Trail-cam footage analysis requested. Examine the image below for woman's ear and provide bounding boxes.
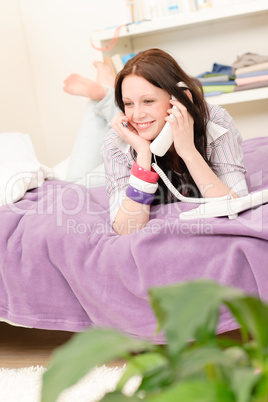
[185,89,193,102]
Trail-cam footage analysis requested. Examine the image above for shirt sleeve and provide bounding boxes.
[101,129,134,224]
[207,106,249,197]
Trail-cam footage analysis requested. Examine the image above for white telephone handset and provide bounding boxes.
[149,96,177,157]
[150,81,189,156]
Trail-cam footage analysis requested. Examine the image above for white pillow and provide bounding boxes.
[0,132,53,206]
[54,159,105,188]
[53,157,70,181]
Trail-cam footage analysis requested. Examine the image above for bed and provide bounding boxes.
[0,133,268,343]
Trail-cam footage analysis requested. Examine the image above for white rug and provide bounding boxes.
[0,365,140,402]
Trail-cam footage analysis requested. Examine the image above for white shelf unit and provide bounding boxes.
[92,0,268,107]
[94,0,268,42]
[207,87,268,106]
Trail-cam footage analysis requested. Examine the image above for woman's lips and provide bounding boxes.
[135,121,155,130]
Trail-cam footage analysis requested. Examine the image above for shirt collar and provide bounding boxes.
[112,120,228,154]
[206,121,228,144]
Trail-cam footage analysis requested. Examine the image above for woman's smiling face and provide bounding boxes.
[122,74,171,140]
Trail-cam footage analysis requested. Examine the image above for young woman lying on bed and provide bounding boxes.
[64,48,248,236]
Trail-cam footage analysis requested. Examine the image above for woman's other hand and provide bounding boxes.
[111,112,151,155]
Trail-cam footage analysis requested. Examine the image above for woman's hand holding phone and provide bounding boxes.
[111,112,151,155]
[166,97,195,161]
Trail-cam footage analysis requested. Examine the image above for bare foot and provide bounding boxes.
[94,61,116,87]
[63,74,107,101]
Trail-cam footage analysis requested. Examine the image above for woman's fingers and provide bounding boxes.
[111,113,126,128]
[111,113,129,135]
[168,100,194,127]
[111,113,139,142]
[165,100,195,159]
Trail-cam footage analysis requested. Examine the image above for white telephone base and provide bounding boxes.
[179,189,268,220]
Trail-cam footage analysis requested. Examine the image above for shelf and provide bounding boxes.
[206,87,268,106]
[93,0,268,41]
[92,1,268,109]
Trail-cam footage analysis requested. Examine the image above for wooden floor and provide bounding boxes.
[0,322,74,368]
[0,322,126,369]
[0,321,242,369]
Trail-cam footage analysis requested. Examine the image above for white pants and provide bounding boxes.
[66,87,118,185]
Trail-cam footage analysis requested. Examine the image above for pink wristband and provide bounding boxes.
[131,162,159,184]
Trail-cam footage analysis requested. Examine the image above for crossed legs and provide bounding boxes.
[63,61,115,101]
[64,61,118,184]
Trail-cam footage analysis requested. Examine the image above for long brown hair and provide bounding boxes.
[114,48,210,203]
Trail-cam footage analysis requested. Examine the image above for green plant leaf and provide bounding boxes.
[225,297,268,359]
[41,328,152,402]
[101,391,142,401]
[229,367,261,402]
[117,352,168,390]
[223,346,249,366]
[178,344,237,380]
[254,376,268,400]
[138,364,174,392]
[41,281,268,402]
[149,280,243,359]
[146,379,235,402]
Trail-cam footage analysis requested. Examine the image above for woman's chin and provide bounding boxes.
[139,129,160,141]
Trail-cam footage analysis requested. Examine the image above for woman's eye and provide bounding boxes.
[144,100,154,104]
[123,102,133,107]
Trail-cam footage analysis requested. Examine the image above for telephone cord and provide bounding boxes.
[151,160,231,204]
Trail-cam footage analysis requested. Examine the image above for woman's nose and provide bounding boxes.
[132,105,146,120]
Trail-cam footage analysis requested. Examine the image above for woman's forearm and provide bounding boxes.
[113,150,153,235]
[113,199,150,235]
[183,149,238,198]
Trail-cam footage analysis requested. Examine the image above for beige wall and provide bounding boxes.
[0,0,47,163]
[18,0,129,166]
[0,0,129,166]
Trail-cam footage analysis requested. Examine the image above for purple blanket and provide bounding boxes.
[0,137,268,342]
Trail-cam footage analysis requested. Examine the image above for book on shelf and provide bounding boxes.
[111,54,124,73]
[104,53,136,74]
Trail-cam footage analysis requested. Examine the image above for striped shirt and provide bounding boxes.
[101,103,248,223]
